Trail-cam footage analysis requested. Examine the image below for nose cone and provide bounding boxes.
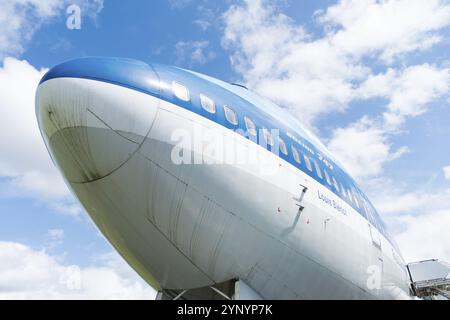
[36,57,160,183]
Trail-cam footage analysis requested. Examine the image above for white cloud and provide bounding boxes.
[327,117,409,180]
[0,1,105,60]
[43,228,65,250]
[443,166,450,180]
[222,0,450,126]
[359,64,450,129]
[48,228,64,240]
[223,0,351,125]
[328,64,449,180]
[223,1,449,181]
[74,0,105,21]
[0,0,62,59]
[193,5,215,31]
[364,178,450,262]
[0,57,80,214]
[365,177,445,216]
[193,19,211,31]
[167,0,194,9]
[0,242,156,299]
[396,209,450,263]
[375,190,436,218]
[175,40,216,66]
[318,0,450,63]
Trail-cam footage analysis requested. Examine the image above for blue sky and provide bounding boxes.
[0,0,450,299]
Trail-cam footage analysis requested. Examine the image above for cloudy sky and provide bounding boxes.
[0,0,449,299]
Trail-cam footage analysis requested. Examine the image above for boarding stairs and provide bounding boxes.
[407,259,450,300]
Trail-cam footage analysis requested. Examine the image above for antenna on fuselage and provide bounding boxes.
[230,83,248,90]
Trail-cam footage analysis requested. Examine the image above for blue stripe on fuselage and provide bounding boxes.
[39,57,399,252]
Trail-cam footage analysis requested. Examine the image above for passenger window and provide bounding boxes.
[361,197,370,216]
[304,155,313,172]
[367,206,376,226]
[292,146,301,163]
[324,170,332,186]
[352,189,361,208]
[279,137,288,155]
[244,116,257,136]
[346,188,354,204]
[332,176,340,192]
[340,182,347,198]
[262,128,274,146]
[200,94,216,113]
[314,160,323,179]
[172,82,190,101]
[224,105,238,125]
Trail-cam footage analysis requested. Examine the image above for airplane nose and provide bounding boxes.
[36,57,160,183]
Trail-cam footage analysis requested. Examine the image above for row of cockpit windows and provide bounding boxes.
[172,81,387,237]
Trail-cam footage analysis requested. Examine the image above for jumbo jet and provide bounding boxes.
[35,57,448,300]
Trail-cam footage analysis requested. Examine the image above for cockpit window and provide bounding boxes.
[172,81,190,101]
[224,105,238,125]
[200,94,216,113]
[292,146,301,163]
[279,137,288,155]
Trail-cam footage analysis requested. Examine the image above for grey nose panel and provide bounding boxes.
[36,77,159,183]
